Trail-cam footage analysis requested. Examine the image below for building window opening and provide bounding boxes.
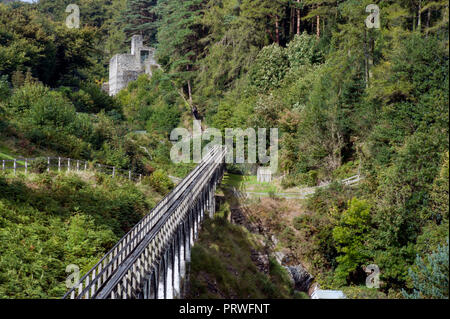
[140,50,149,64]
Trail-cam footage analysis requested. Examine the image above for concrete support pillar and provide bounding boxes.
[157,258,167,299]
[180,225,186,280]
[153,268,159,299]
[166,249,173,299]
[173,231,181,298]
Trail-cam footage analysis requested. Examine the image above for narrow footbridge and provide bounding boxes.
[63,146,227,299]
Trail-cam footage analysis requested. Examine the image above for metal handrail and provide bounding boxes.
[96,147,226,298]
[0,156,145,181]
[62,146,224,299]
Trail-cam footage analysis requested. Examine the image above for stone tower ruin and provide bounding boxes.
[108,35,159,96]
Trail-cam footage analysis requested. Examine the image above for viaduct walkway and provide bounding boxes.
[62,146,227,299]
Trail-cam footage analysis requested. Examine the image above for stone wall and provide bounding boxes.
[109,54,142,96]
[108,35,159,96]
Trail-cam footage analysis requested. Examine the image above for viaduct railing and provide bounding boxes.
[63,145,227,299]
[0,156,143,181]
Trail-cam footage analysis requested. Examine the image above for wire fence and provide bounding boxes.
[0,156,144,182]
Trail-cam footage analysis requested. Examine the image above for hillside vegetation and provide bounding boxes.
[0,0,448,298]
[0,170,164,298]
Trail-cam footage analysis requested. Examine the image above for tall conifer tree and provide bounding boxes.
[123,0,159,45]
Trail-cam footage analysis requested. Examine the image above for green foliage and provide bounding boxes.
[0,75,10,102]
[30,157,49,174]
[0,172,151,298]
[0,4,96,87]
[123,0,158,45]
[402,239,449,299]
[286,32,318,67]
[332,198,372,285]
[0,0,448,299]
[249,44,289,92]
[67,82,119,114]
[143,169,174,194]
[430,152,449,222]
[117,72,181,132]
[155,0,205,92]
[188,203,295,299]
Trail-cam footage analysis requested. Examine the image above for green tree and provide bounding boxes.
[403,239,449,299]
[332,198,372,285]
[156,0,206,104]
[249,43,289,92]
[122,0,158,45]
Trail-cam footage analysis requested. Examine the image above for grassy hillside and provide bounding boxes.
[0,170,162,298]
[186,199,306,299]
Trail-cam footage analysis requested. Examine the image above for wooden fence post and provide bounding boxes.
[47,157,50,172]
[25,158,28,174]
[68,158,71,172]
[13,159,16,175]
[128,171,131,180]
[58,157,61,172]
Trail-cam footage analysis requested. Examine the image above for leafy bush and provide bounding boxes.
[293,215,313,231]
[67,82,119,114]
[332,198,372,285]
[0,172,151,298]
[7,82,49,114]
[249,44,289,92]
[143,169,174,195]
[30,157,48,174]
[146,102,181,136]
[286,32,317,67]
[0,75,10,102]
[25,91,76,128]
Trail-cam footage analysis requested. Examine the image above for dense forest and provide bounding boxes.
[0,0,449,298]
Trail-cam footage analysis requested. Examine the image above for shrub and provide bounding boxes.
[332,198,372,285]
[293,215,313,231]
[25,91,76,128]
[146,102,181,136]
[281,175,297,189]
[143,169,174,195]
[31,157,48,174]
[7,82,49,114]
[0,75,10,102]
[286,32,317,67]
[76,82,118,114]
[249,44,289,92]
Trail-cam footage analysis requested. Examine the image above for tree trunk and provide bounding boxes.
[275,16,280,44]
[418,0,422,31]
[290,7,294,36]
[364,29,369,88]
[369,35,374,83]
[186,66,193,106]
[187,79,192,105]
[316,15,320,39]
[426,8,431,35]
[297,0,301,35]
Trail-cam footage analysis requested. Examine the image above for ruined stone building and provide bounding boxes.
[108,35,159,96]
